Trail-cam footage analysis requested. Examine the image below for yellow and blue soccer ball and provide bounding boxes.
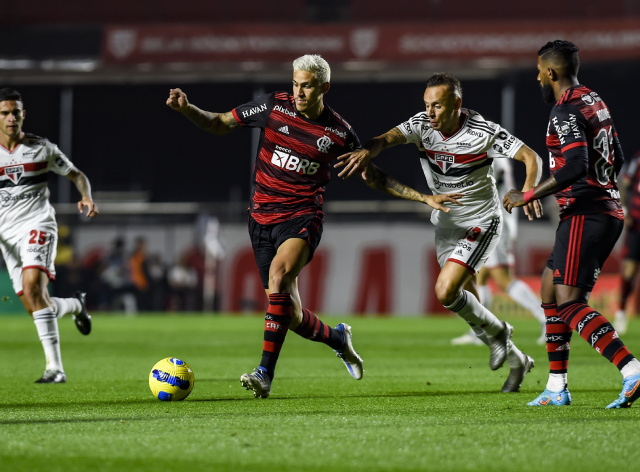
[149,357,195,401]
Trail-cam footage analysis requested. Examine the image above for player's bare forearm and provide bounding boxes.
[183,106,238,135]
[503,175,559,214]
[363,164,425,202]
[336,127,407,179]
[67,169,99,218]
[67,169,92,199]
[514,145,542,190]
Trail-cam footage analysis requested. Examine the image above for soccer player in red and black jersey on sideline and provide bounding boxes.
[504,40,640,408]
[614,150,640,335]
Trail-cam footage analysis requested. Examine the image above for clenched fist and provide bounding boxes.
[166,88,189,113]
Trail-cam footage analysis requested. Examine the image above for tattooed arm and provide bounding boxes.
[66,168,99,218]
[335,127,407,179]
[166,88,240,135]
[363,164,464,212]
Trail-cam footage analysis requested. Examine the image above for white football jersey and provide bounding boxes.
[0,133,74,229]
[397,108,523,228]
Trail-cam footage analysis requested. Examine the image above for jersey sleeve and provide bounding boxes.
[231,92,276,129]
[344,127,362,152]
[612,124,625,176]
[486,124,524,159]
[396,112,426,145]
[551,104,589,189]
[47,143,74,176]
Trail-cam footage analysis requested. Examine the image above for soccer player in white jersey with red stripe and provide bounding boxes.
[0,88,98,383]
[337,73,544,392]
[452,158,547,347]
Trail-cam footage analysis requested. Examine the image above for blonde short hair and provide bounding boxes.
[292,54,331,84]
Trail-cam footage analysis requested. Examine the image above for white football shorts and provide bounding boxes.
[484,220,514,269]
[0,220,58,295]
[435,217,502,274]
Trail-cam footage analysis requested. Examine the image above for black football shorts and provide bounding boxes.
[546,214,623,291]
[249,213,323,289]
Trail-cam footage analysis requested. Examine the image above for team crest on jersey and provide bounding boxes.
[317,135,333,154]
[434,153,454,173]
[4,165,24,184]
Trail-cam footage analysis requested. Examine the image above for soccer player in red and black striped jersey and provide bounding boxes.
[166,55,364,398]
[504,40,640,408]
[614,151,640,334]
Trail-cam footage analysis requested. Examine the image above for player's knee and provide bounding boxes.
[435,279,460,306]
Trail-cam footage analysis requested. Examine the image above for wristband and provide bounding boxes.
[523,189,535,204]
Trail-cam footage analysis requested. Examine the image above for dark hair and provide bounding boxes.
[538,40,580,76]
[425,73,462,98]
[0,88,22,103]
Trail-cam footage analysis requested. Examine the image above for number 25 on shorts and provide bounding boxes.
[29,230,47,245]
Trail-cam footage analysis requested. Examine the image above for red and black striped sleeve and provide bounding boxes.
[551,103,589,190]
[231,92,275,129]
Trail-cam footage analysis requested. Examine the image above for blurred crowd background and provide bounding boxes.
[1,0,639,314]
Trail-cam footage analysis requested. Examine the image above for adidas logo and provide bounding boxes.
[554,269,561,277]
[278,125,289,135]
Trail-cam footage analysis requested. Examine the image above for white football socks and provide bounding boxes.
[478,285,493,310]
[620,358,640,378]
[50,297,82,319]
[546,373,567,392]
[507,340,524,368]
[33,307,64,372]
[506,279,546,325]
[469,325,490,345]
[445,290,503,336]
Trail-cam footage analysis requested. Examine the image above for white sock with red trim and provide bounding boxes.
[478,285,493,310]
[445,290,503,336]
[50,297,82,319]
[33,307,64,372]
[506,279,545,325]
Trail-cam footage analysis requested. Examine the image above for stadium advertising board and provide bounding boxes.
[104,20,640,64]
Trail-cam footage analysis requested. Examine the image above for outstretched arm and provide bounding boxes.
[363,164,464,213]
[166,88,240,135]
[335,127,407,179]
[66,168,98,218]
[509,144,544,220]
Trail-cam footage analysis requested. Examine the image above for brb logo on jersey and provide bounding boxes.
[434,153,454,173]
[4,165,24,184]
[272,145,320,175]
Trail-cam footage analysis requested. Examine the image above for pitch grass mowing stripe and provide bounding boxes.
[1,314,640,472]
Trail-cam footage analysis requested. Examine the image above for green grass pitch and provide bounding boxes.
[2,313,640,472]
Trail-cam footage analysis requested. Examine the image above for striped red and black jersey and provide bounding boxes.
[232,92,360,225]
[623,152,640,231]
[546,85,624,221]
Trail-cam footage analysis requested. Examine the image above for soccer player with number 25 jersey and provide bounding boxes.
[0,88,98,384]
[167,55,368,399]
[504,40,640,408]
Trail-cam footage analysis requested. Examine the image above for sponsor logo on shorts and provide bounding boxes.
[27,247,48,253]
[594,268,601,281]
[456,241,472,251]
[0,190,43,207]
